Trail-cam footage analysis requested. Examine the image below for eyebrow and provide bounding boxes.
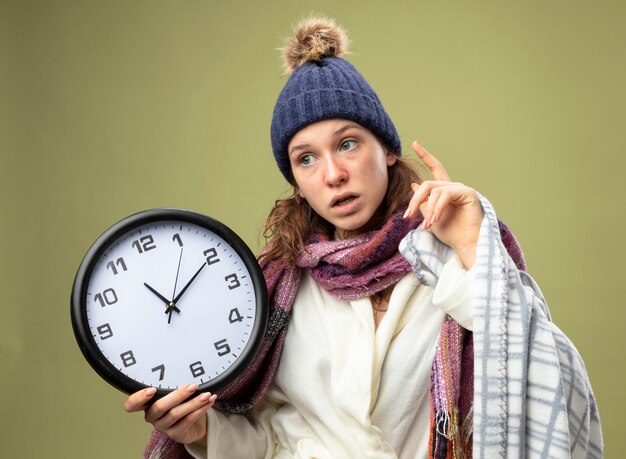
[288,123,364,156]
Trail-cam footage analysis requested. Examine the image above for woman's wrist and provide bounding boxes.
[191,431,207,448]
[452,243,477,270]
[189,414,208,448]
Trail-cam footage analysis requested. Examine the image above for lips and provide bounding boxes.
[331,194,358,207]
[330,194,356,207]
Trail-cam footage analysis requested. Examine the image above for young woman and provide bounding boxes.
[125,17,602,459]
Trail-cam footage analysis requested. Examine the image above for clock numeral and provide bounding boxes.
[190,361,205,378]
[214,339,231,357]
[120,350,136,367]
[96,323,113,340]
[106,257,128,275]
[94,288,118,307]
[151,364,165,381]
[225,273,240,290]
[172,233,183,247]
[228,307,244,323]
[203,248,220,266]
[132,235,156,254]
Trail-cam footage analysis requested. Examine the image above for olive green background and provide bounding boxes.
[1,1,623,457]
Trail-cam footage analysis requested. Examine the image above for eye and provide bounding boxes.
[339,139,358,151]
[298,153,316,166]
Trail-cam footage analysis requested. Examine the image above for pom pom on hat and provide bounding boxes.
[281,16,350,73]
[271,15,401,183]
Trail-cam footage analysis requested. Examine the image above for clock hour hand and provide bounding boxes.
[143,282,181,314]
[172,262,207,304]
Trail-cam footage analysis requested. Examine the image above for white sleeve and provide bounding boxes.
[184,391,281,459]
[431,256,475,331]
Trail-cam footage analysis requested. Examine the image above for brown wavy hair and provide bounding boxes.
[259,155,423,266]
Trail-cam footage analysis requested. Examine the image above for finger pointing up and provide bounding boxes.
[412,141,451,182]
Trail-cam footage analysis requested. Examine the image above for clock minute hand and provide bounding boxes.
[173,262,207,304]
[143,282,181,313]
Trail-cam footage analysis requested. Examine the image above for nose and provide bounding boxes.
[323,155,348,186]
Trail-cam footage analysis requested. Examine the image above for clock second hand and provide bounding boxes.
[166,247,185,320]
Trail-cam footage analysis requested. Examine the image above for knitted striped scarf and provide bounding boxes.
[144,209,524,458]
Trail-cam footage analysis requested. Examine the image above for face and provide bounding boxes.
[288,119,397,238]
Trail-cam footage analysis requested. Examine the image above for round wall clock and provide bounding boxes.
[71,209,268,398]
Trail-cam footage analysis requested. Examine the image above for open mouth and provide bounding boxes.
[332,195,357,207]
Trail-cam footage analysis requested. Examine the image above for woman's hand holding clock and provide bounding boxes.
[124,383,216,446]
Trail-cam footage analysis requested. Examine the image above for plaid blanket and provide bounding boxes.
[399,194,603,458]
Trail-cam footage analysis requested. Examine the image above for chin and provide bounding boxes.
[340,209,388,237]
[333,218,372,238]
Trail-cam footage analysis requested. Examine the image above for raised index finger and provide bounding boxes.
[412,141,451,182]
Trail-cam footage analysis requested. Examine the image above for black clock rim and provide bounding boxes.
[70,208,269,398]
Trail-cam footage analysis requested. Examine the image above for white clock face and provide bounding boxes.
[84,219,259,391]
